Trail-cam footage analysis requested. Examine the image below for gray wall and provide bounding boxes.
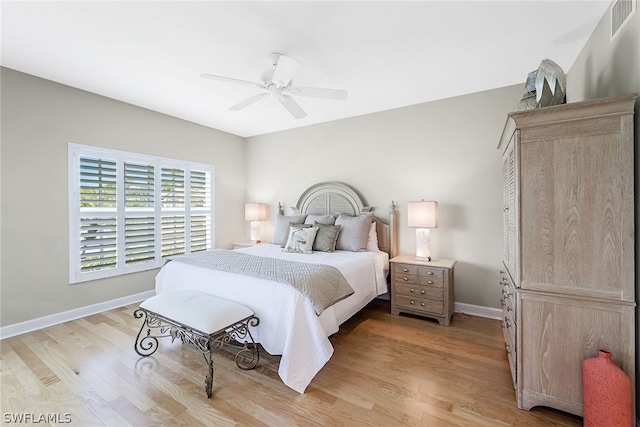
[0,68,246,326]
[245,85,523,309]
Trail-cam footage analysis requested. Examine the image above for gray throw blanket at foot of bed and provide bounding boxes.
[168,249,354,315]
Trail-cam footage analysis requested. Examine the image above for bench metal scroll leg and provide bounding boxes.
[133,309,160,357]
[204,338,214,398]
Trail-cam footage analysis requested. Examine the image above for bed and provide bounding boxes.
[154,182,398,393]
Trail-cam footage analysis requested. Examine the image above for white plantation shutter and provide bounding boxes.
[124,162,156,267]
[69,144,215,284]
[190,169,212,252]
[190,215,210,252]
[80,217,117,271]
[161,168,185,207]
[161,167,186,256]
[80,157,117,207]
[125,162,154,208]
[77,156,118,274]
[125,216,155,265]
[161,215,186,257]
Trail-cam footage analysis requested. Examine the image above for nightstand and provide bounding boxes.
[389,255,456,326]
[231,241,261,250]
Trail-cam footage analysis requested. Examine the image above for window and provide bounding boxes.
[68,143,214,284]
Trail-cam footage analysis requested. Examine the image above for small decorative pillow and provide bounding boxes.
[334,213,373,251]
[283,226,319,254]
[366,221,379,251]
[304,214,336,225]
[312,222,341,252]
[271,214,307,245]
[280,223,311,248]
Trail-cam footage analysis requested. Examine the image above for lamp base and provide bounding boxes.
[415,228,432,261]
[250,221,261,243]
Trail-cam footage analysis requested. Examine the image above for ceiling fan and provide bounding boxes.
[201,53,348,119]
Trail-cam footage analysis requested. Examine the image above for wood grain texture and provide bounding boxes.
[0,300,583,426]
[516,96,635,301]
[500,93,637,419]
[518,292,635,416]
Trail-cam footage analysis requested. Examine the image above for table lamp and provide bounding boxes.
[245,203,267,243]
[407,200,438,261]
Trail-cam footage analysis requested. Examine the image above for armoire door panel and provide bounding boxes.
[519,292,635,416]
[519,129,631,301]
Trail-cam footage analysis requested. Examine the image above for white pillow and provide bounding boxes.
[334,214,372,251]
[270,214,307,245]
[366,221,379,251]
[282,226,319,254]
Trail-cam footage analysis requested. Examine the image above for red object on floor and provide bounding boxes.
[582,350,632,427]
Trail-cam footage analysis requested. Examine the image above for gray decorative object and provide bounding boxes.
[517,59,566,110]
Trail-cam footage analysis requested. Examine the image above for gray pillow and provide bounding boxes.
[334,214,372,251]
[312,222,341,252]
[271,214,307,245]
[280,223,311,247]
[304,214,336,225]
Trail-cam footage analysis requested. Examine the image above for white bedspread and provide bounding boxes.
[155,244,389,393]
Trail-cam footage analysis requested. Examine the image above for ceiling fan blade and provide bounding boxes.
[201,74,265,89]
[288,85,348,100]
[271,54,300,87]
[278,94,307,119]
[229,93,269,111]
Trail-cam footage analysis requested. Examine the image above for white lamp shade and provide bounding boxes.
[407,201,438,228]
[245,203,267,221]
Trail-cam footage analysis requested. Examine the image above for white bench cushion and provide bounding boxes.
[140,290,254,335]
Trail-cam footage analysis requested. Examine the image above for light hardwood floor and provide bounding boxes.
[1,299,582,426]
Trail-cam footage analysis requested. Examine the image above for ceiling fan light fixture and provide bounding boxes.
[201,51,347,119]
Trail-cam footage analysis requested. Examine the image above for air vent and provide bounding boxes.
[611,0,636,41]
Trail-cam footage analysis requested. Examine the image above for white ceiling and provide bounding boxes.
[2,1,611,138]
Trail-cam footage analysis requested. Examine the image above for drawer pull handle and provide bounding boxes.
[403,268,409,272]
[403,277,409,281]
[420,302,426,307]
[426,271,434,275]
[410,288,415,293]
[410,300,415,305]
[420,290,425,294]
[427,280,433,284]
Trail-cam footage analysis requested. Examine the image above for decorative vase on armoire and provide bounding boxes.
[582,350,632,427]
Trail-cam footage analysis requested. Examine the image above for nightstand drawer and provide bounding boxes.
[417,267,444,281]
[395,283,443,301]
[417,274,443,287]
[394,272,419,285]
[394,264,419,275]
[395,295,444,315]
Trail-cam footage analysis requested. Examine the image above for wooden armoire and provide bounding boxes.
[497,93,637,417]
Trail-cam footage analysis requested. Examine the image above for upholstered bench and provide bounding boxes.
[133,290,260,398]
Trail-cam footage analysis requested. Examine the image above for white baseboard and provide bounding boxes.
[1,292,501,339]
[454,302,502,320]
[0,290,155,340]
